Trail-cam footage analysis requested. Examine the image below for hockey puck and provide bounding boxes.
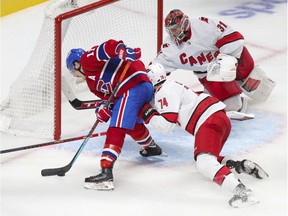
[57,172,65,177]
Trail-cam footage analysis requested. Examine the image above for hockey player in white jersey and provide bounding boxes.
[151,9,275,113]
[139,63,269,208]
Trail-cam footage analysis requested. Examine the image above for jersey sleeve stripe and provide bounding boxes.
[100,58,122,83]
[162,112,178,123]
[215,31,244,48]
[97,43,110,61]
[185,96,220,135]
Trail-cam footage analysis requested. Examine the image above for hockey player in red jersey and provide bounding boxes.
[151,9,275,114]
[66,39,163,190]
[139,63,269,208]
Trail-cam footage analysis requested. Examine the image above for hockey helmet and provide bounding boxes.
[146,63,167,86]
[165,9,190,45]
[66,48,85,71]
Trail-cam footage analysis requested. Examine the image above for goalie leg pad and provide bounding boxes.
[239,66,276,102]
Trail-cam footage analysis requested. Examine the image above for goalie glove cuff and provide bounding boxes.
[116,43,126,59]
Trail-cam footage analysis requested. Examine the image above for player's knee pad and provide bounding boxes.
[238,65,276,102]
[196,153,237,188]
[196,153,224,181]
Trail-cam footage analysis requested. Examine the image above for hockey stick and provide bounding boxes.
[41,61,131,177]
[69,98,101,110]
[62,76,102,110]
[0,132,107,154]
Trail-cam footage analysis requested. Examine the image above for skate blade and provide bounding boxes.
[247,162,269,179]
[229,195,260,208]
[84,181,114,191]
[257,168,269,179]
[160,152,168,157]
[254,164,269,179]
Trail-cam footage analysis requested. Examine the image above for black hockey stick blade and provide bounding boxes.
[41,119,100,177]
[41,163,72,177]
[69,98,101,110]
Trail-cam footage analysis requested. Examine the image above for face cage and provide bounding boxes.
[166,17,189,45]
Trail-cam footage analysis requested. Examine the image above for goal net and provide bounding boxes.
[0,0,163,140]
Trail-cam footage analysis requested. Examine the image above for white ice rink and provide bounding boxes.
[1,0,287,216]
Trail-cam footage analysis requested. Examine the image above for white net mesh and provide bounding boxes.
[0,0,160,139]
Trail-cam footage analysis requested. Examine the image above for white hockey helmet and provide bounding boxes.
[146,63,167,86]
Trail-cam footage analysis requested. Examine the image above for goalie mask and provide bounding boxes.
[146,63,167,86]
[165,9,190,45]
[66,48,85,74]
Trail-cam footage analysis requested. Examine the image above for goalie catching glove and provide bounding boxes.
[116,42,141,62]
[95,101,114,123]
[207,53,238,82]
[139,103,159,124]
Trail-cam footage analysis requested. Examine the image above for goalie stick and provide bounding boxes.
[0,132,107,154]
[41,61,131,177]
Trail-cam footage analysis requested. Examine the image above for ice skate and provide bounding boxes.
[226,159,269,179]
[229,183,259,208]
[84,168,114,191]
[139,142,166,157]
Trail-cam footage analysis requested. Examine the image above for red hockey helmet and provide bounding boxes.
[164,9,190,45]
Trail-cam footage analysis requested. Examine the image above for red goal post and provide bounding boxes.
[0,0,163,140]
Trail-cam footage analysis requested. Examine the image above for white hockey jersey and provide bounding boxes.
[152,17,244,78]
[149,78,226,135]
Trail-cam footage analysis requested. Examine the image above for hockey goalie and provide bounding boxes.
[151,9,276,118]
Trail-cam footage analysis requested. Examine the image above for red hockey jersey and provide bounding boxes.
[81,39,150,100]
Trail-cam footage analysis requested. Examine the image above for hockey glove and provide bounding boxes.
[116,43,141,62]
[116,43,127,59]
[125,47,141,62]
[139,103,159,124]
[95,101,113,123]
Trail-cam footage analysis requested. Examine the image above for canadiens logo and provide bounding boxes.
[96,80,113,95]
